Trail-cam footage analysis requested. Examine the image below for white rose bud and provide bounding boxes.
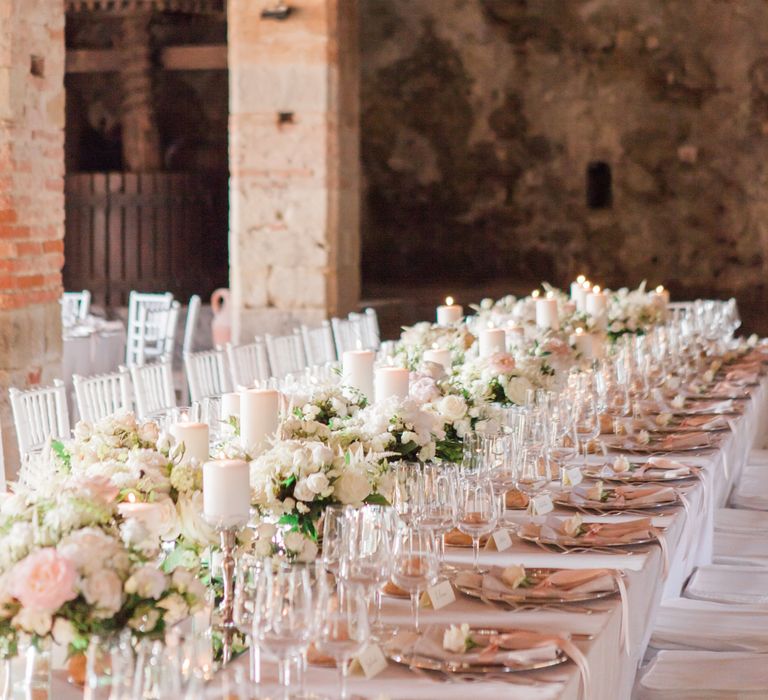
[500,564,526,589]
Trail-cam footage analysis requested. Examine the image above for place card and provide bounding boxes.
[562,467,583,487]
[528,493,554,516]
[352,643,388,679]
[485,528,513,552]
[419,579,456,610]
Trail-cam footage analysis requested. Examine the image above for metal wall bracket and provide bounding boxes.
[261,2,292,20]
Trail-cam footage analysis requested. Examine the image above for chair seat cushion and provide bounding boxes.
[685,564,768,605]
[715,508,768,533]
[713,530,768,566]
[637,650,768,699]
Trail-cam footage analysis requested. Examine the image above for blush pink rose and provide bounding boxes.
[12,548,78,613]
[68,475,120,504]
[542,338,570,357]
[488,352,517,375]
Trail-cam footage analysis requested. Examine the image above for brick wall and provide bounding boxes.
[0,0,65,474]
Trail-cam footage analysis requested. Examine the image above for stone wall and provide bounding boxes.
[228,0,360,340]
[360,0,768,314]
[0,0,65,472]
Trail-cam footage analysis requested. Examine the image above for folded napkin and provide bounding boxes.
[686,564,768,605]
[645,456,696,479]
[638,650,768,699]
[659,432,711,451]
[679,414,728,430]
[724,369,758,385]
[685,398,738,414]
[409,625,560,667]
[523,515,654,544]
[612,484,677,505]
[455,567,615,599]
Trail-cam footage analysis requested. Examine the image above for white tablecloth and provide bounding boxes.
[51,375,768,700]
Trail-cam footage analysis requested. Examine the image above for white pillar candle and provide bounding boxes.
[375,367,410,402]
[535,295,560,330]
[652,285,670,310]
[220,392,240,421]
[586,287,608,330]
[203,459,251,526]
[572,328,594,359]
[436,296,463,325]
[171,421,209,466]
[342,350,375,399]
[240,389,280,455]
[570,281,588,312]
[423,348,452,371]
[479,327,506,357]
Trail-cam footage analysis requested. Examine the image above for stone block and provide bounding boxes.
[267,265,328,310]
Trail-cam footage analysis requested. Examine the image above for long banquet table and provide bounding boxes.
[52,375,768,700]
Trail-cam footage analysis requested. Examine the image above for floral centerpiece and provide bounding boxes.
[592,282,665,341]
[397,320,475,368]
[0,477,206,660]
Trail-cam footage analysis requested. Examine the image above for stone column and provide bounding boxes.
[119,10,162,172]
[228,0,360,340]
[0,0,65,473]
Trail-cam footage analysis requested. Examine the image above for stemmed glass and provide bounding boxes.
[456,476,498,573]
[391,526,439,632]
[233,555,267,685]
[315,576,370,700]
[392,462,424,526]
[418,464,458,569]
[321,505,349,574]
[255,562,314,699]
[573,392,600,465]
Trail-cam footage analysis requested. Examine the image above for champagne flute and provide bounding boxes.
[391,527,439,632]
[457,476,498,573]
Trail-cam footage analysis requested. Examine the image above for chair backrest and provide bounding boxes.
[125,291,174,366]
[61,290,91,325]
[300,321,337,366]
[9,380,70,459]
[264,330,307,379]
[128,360,176,419]
[73,368,132,423]
[330,315,365,357]
[182,294,202,355]
[184,348,231,402]
[225,340,271,389]
[361,307,381,350]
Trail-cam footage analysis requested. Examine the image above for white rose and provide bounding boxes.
[284,531,306,553]
[177,492,217,547]
[437,395,467,422]
[138,421,160,444]
[257,522,277,541]
[13,608,52,636]
[254,539,273,557]
[81,570,123,617]
[612,456,630,473]
[401,431,418,445]
[293,479,315,502]
[306,472,330,495]
[334,471,371,505]
[637,430,651,445]
[671,395,686,409]
[655,413,672,427]
[125,565,167,600]
[442,623,471,653]
[585,481,604,501]
[52,617,76,646]
[500,564,527,589]
[504,376,534,406]
[310,444,333,466]
[171,569,206,602]
[157,593,188,626]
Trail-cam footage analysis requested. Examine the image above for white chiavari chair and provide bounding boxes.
[264,331,307,379]
[361,307,381,350]
[125,291,175,366]
[128,360,176,419]
[636,650,768,699]
[179,295,202,403]
[330,315,365,357]
[9,380,70,459]
[300,321,337,366]
[73,369,132,423]
[184,348,231,402]
[226,340,270,389]
[61,290,91,325]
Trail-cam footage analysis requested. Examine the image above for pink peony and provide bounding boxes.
[409,375,441,404]
[67,475,120,504]
[12,548,78,613]
[542,338,570,357]
[488,352,517,375]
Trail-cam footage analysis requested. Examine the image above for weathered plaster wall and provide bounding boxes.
[361,0,768,303]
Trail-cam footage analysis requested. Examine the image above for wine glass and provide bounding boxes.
[255,562,314,698]
[321,505,349,574]
[391,526,439,632]
[573,392,600,465]
[315,577,370,700]
[392,462,424,525]
[457,476,498,573]
[233,555,267,685]
[418,464,458,568]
